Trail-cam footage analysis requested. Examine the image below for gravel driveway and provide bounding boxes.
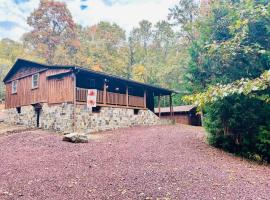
[0,125,269,200]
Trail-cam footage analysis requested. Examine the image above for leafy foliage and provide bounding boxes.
[183,70,270,110]
[24,0,78,64]
[0,39,41,100]
[204,95,270,162]
[185,0,270,93]
[182,0,270,162]
[168,0,199,42]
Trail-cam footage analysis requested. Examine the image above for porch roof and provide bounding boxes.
[4,59,176,96]
[74,67,175,96]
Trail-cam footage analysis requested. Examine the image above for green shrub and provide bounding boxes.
[256,126,270,162]
[204,94,270,162]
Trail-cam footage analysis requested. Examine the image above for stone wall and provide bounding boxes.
[5,103,74,133]
[75,105,163,133]
[40,103,74,133]
[5,105,36,127]
[5,103,167,134]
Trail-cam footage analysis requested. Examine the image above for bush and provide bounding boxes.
[204,94,270,162]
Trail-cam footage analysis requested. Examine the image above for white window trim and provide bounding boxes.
[11,80,18,94]
[32,73,39,89]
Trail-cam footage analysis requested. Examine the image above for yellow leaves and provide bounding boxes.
[132,64,146,83]
[91,64,103,72]
[235,19,249,29]
[0,58,12,69]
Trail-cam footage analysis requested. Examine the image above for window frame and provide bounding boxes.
[32,73,39,89]
[11,80,18,94]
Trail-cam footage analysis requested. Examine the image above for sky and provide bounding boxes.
[0,0,179,41]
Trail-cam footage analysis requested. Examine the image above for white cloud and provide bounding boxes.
[71,0,178,32]
[0,0,178,41]
[0,0,39,41]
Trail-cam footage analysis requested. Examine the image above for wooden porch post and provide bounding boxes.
[169,94,173,118]
[73,73,77,132]
[158,95,161,117]
[103,81,107,105]
[126,86,129,107]
[143,90,146,108]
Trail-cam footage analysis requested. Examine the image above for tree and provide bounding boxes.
[183,70,270,110]
[185,0,270,93]
[153,21,175,59]
[168,0,199,42]
[78,22,128,76]
[127,34,136,79]
[183,0,270,162]
[24,0,78,64]
[0,39,34,100]
[134,20,153,55]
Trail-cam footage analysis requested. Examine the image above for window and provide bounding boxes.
[32,73,39,89]
[11,80,18,94]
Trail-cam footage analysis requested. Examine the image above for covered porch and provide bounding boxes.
[74,68,175,113]
[76,88,145,108]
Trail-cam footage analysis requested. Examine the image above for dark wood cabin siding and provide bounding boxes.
[47,70,74,104]
[5,68,74,109]
[161,114,191,125]
[5,70,47,108]
[159,112,202,126]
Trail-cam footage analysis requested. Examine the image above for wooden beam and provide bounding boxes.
[126,86,129,107]
[103,82,107,105]
[143,90,146,108]
[158,95,161,117]
[169,94,173,118]
[73,73,77,132]
[76,101,148,110]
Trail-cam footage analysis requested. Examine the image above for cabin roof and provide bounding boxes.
[154,105,196,113]
[3,59,175,95]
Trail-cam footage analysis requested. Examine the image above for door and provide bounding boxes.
[33,103,42,128]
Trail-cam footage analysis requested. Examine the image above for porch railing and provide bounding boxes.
[76,88,145,108]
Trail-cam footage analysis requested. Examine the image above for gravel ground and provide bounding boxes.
[0,125,269,200]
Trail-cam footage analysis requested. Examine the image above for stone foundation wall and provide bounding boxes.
[75,105,163,133]
[40,103,74,133]
[5,103,74,133]
[5,103,166,133]
[6,106,36,127]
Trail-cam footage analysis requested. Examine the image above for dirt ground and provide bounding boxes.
[0,124,269,200]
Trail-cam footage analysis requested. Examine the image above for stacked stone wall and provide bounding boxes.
[5,103,169,133]
[5,103,74,133]
[75,105,163,133]
[6,106,36,127]
[40,103,74,132]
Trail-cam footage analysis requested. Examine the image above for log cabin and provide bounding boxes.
[3,59,175,133]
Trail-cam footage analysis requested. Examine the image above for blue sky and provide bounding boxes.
[0,0,178,41]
